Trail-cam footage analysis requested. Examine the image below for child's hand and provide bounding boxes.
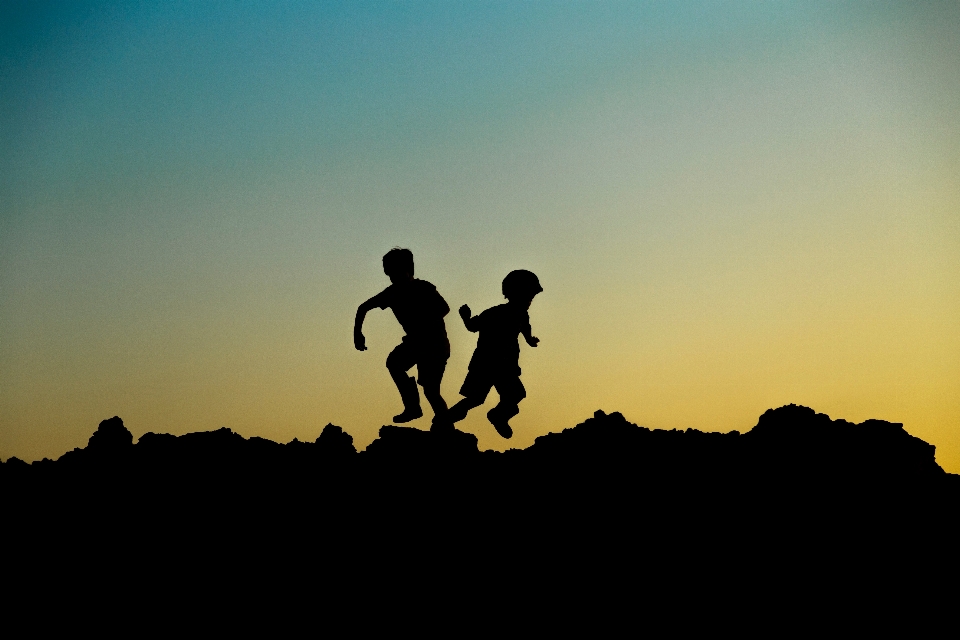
[526,335,540,347]
[354,332,367,351]
[458,304,471,320]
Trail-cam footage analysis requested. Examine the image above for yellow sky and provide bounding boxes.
[2,3,958,471]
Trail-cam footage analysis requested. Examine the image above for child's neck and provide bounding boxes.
[506,299,530,310]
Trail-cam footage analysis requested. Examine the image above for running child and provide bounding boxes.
[354,248,450,423]
[446,270,542,438]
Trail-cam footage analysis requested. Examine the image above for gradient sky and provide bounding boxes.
[2,2,958,472]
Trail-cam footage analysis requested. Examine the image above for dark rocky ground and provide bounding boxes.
[5,404,958,613]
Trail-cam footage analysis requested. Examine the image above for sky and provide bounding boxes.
[2,1,958,472]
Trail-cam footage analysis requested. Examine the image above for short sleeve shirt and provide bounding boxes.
[468,303,530,373]
[369,279,450,352]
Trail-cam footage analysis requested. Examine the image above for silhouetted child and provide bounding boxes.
[447,270,542,438]
[355,248,450,423]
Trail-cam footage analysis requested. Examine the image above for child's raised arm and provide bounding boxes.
[459,304,480,332]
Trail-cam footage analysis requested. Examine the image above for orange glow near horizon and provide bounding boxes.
[2,3,958,472]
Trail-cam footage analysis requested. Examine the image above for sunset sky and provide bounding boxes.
[2,2,958,472]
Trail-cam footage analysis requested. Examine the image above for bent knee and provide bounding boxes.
[385,352,404,371]
[421,383,443,398]
[501,384,526,404]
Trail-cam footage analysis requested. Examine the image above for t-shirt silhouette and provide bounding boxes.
[369,279,450,352]
[468,303,530,375]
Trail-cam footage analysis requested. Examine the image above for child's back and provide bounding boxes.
[368,277,449,354]
[465,303,530,376]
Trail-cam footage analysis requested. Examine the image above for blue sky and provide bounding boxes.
[2,2,958,470]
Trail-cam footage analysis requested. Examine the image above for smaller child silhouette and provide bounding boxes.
[446,270,542,438]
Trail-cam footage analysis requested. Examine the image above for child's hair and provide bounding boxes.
[382,247,414,277]
[502,269,543,300]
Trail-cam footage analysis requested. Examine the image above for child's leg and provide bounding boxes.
[417,355,449,418]
[421,383,448,417]
[492,376,526,418]
[448,369,493,423]
[488,376,526,438]
[387,344,422,422]
[487,402,520,422]
[447,396,484,423]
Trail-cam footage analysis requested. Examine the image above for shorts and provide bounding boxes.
[387,340,448,389]
[459,366,526,405]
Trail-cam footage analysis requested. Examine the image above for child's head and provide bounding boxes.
[382,248,414,282]
[502,270,542,307]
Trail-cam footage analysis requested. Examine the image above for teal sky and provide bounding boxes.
[2,2,959,471]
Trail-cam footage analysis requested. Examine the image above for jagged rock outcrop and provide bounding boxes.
[364,424,479,462]
[2,404,954,489]
[315,423,357,457]
[744,404,944,481]
[3,404,956,594]
[86,416,134,453]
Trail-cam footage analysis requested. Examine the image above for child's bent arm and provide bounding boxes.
[354,298,378,351]
[459,304,479,332]
[522,325,539,347]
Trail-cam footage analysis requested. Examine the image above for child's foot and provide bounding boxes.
[487,409,513,439]
[430,416,454,433]
[393,407,423,423]
[446,403,472,424]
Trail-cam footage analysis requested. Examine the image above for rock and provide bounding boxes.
[87,416,133,453]
[316,423,357,456]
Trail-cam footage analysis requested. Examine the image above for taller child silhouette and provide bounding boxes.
[354,248,450,423]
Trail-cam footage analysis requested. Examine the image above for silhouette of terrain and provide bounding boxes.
[6,404,954,488]
[5,404,957,600]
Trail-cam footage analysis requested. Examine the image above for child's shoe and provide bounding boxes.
[487,408,513,439]
[393,375,422,423]
[393,407,423,423]
[430,412,455,433]
[445,402,470,424]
